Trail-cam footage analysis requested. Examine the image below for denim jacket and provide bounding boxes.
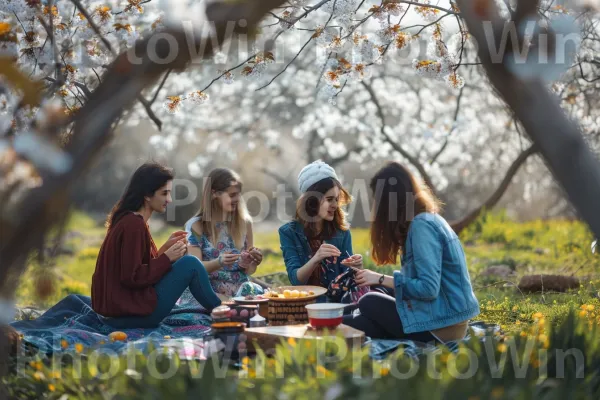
[279,221,352,287]
[393,213,480,334]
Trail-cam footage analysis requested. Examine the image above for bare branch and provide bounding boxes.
[430,86,464,164]
[451,144,537,233]
[361,80,438,195]
[150,69,172,105]
[260,167,300,198]
[399,1,459,15]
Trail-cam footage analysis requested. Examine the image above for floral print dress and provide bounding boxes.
[178,218,263,306]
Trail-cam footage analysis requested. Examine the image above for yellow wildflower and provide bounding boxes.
[316,365,332,378]
[497,343,507,353]
[33,371,45,381]
[48,384,55,392]
[287,338,297,347]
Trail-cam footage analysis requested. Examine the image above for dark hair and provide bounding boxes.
[106,162,174,229]
[295,177,351,241]
[370,162,442,265]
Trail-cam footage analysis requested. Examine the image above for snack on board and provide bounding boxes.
[244,294,266,300]
[264,289,314,299]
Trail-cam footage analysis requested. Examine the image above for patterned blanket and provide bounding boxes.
[11,294,500,362]
[11,294,217,358]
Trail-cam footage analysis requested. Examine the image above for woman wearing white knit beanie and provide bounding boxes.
[279,160,364,291]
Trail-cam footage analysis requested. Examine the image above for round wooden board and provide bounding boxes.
[232,296,270,305]
[266,285,327,302]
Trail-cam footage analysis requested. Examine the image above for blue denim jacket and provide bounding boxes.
[393,213,480,334]
[279,221,352,287]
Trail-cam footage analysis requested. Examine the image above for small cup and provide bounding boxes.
[249,314,267,328]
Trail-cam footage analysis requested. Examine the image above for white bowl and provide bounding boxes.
[305,303,345,328]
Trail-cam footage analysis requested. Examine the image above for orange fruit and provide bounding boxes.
[109,331,128,342]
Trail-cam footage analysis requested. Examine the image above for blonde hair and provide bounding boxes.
[193,168,250,249]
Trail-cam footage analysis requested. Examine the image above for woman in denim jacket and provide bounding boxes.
[343,162,480,343]
[279,161,364,289]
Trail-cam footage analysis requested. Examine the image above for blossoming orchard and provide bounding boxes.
[3,1,600,397]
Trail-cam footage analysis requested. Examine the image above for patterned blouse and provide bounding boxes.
[181,217,252,299]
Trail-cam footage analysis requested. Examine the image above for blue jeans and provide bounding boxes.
[105,255,221,329]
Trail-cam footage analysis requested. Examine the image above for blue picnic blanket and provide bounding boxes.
[11,294,500,361]
[11,294,214,355]
[368,321,501,360]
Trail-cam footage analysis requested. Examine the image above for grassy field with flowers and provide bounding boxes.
[7,211,600,398]
[16,210,600,335]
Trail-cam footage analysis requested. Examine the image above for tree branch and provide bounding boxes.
[430,86,464,164]
[361,80,438,196]
[260,167,300,198]
[450,144,538,233]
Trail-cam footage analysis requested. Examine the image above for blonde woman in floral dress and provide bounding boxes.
[179,168,264,306]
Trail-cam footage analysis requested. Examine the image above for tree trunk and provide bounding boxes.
[455,0,600,239]
[450,144,537,234]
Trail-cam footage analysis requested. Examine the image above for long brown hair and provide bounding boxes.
[370,162,442,265]
[295,177,352,241]
[193,168,250,249]
[106,162,174,229]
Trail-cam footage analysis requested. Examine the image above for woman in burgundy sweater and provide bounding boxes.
[92,162,221,328]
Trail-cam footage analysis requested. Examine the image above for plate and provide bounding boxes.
[265,285,327,302]
[232,296,270,304]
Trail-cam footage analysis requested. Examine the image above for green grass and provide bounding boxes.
[15,210,600,336]
[9,210,600,399]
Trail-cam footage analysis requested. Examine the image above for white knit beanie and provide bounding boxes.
[297,160,339,194]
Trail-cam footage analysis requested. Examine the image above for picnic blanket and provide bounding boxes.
[368,321,502,360]
[10,294,218,358]
[11,294,500,362]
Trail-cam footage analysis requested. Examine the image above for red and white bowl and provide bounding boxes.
[305,303,345,329]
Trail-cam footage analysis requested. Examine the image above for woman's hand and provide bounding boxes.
[312,244,341,264]
[248,247,263,265]
[164,240,187,262]
[341,254,363,269]
[219,252,240,267]
[354,269,383,287]
[160,231,187,254]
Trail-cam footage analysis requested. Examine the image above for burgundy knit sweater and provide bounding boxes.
[91,213,172,317]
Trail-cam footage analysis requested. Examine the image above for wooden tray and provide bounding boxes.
[266,285,327,302]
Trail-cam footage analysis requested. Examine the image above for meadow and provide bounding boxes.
[8,211,600,399]
[17,211,600,335]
